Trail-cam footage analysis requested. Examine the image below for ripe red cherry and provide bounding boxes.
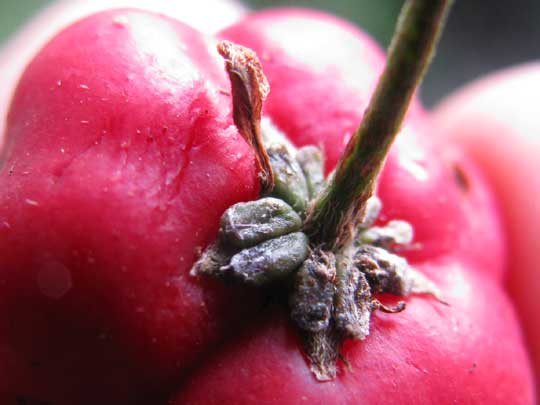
[433,62,540,391]
[0,9,260,403]
[168,10,535,403]
[0,0,246,144]
[0,6,535,405]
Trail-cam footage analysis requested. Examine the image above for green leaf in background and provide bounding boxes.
[246,0,401,46]
[0,0,399,47]
[0,0,52,45]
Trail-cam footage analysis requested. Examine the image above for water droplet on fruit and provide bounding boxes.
[79,84,89,90]
[37,261,72,299]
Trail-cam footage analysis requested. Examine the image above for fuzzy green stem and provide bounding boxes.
[305,0,453,248]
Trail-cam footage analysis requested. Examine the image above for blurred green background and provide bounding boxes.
[1,0,539,105]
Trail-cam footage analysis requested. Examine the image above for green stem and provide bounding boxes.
[305,0,453,248]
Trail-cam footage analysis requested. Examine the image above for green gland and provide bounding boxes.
[220,197,302,249]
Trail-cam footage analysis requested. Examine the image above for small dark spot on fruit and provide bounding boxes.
[453,164,470,192]
[16,396,51,405]
[30,360,42,369]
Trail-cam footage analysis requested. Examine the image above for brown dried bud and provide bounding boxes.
[359,220,413,250]
[190,240,234,278]
[334,254,372,340]
[290,249,336,333]
[354,245,443,300]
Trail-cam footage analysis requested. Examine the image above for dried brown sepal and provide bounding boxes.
[333,253,371,340]
[217,40,274,194]
[303,326,342,381]
[358,196,382,229]
[371,299,407,313]
[290,249,336,333]
[355,245,445,302]
[359,219,413,250]
[190,240,234,278]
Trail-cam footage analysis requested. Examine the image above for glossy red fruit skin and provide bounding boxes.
[0,7,535,405]
[0,9,260,404]
[0,0,246,145]
[433,63,540,394]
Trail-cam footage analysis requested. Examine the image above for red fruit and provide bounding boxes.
[0,9,259,403]
[0,6,535,405]
[0,0,246,145]
[169,10,536,403]
[433,63,540,392]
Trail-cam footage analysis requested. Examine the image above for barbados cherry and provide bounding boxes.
[0,2,535,404]
[433,62,540,392]
[0,9,259,404]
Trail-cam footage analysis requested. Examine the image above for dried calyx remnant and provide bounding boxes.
[192,32,447,381]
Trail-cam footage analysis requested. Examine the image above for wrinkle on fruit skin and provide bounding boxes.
[0,10,262,404]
